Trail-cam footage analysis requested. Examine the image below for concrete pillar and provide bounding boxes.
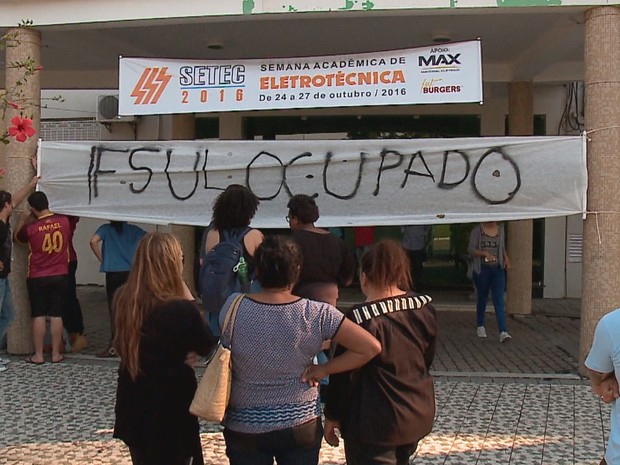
[5,27,41,354]
[505,82,533,315]
[579,7,620,370]
[219,114,245,140]
[480,83,507,137]
[0,101,6,186]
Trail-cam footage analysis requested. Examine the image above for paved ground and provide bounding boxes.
[0,286,605,465]
[77,285,582,377]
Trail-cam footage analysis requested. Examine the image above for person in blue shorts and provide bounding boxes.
[90,221,146,357]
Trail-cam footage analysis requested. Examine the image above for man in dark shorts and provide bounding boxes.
[14,191,71,364]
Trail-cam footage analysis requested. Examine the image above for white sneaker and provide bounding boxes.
[477,326,487,338]
[500,331,512,343]
[0,357,11,365]
[0,364,6,373]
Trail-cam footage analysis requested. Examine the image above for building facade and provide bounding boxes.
[1,0,618,365]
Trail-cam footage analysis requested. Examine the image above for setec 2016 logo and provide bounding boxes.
[178,65,247,105]
[131,67,173,105]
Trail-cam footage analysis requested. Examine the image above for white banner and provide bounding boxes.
[119,41,482,115]
[37,136,586,228]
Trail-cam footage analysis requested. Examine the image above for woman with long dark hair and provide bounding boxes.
[113,233,215,465]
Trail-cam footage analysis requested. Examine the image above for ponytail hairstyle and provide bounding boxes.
[110,221,125,234]
[254,235,302,289]
[360,239,412,292]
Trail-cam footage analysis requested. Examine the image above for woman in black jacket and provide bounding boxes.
[324,239,437,465]
[113,232,215,465]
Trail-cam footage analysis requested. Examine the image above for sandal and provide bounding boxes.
[25,356,45,365]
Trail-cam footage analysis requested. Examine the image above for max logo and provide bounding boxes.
[131,67,172,104]
[418,54,461,67]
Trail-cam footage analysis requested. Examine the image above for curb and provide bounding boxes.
[432,370,585,382]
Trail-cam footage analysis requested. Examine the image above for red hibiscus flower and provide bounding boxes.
[8,116,36,142]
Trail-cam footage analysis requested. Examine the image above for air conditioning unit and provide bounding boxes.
[96,94,137,123]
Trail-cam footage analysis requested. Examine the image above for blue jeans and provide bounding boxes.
[224,418,323,465]
[0,278,15,347]
[473,264,507,333]
[206,312,220,338]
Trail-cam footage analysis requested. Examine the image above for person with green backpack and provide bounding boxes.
[199,185,264,337]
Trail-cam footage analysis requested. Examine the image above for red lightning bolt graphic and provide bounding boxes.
[131,67,172,105]
[130,68,152,104]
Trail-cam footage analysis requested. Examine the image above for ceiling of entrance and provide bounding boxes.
[0,8,586,89]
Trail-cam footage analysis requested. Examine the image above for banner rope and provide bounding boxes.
[583,126,620,141]
[584,210,620,244]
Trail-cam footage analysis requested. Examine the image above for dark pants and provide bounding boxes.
[105,271,129,341]
[27,275,68,318]
[128,443,204,465]
[344,439,418,465]
[224,418,323,465]
[63,260,84,334]
[407,249,425,292]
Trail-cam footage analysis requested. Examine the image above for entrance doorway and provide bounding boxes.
[246,114,481,140]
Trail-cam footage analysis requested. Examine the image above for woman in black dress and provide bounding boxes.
[286,194,355,307]
[113,232,215,465]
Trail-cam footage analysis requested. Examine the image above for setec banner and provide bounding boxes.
[118,40,483,115]
[37,136,586,228]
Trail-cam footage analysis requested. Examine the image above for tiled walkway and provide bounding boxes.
[0,286,606,465]
[0,361,605,465]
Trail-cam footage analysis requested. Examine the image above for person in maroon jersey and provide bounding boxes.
[14,191,71,364]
